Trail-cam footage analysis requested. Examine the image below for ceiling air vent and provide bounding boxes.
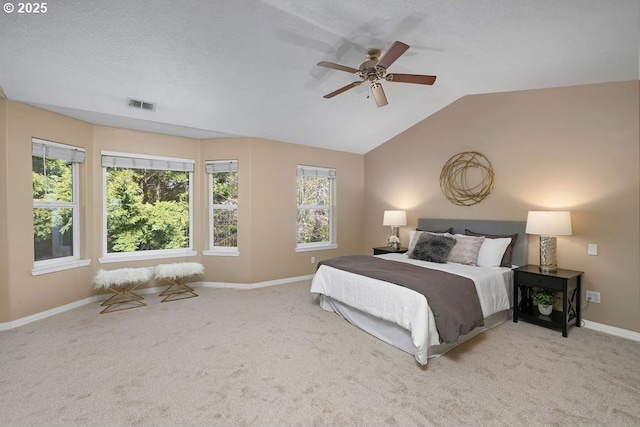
[126,97,156,112]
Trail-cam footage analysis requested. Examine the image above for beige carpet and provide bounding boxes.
[1,281,639,427]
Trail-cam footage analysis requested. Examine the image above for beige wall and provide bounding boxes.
[0,101,364,322]
[3,101,94,321]
[0,100,8,319]
[247,138,364,282]
[364,81,640,333]
[200,137,364,284]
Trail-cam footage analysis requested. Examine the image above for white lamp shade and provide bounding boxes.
[525,211,572,236]
[383,210,407,227]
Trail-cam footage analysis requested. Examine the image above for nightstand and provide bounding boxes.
[373,246,408,255]
[513,265,583,337]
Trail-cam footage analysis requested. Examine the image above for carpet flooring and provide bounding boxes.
[1,281,639,426]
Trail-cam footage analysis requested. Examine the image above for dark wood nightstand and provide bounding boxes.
[513,265,583,337]
[373,246,408,255]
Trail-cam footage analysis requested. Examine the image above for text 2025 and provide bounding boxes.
[18,3,48,13]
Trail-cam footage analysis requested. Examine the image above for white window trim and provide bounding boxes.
[32,139,89,274]
[295,242,338,253]
[100,150,195,263]
[206,160,239,256]
[203,247,240,257]
[295,165,337,252]
[32,259,91,276]
[99,249,197,264]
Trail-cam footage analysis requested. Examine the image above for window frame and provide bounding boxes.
[295,165,338,252]
[99,150,196,264]
[31,138,90,275]
[204,160,239,257]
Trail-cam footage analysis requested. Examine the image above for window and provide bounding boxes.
[101,151,195,262]
[205,160,239,256]
[296,165,337,251]
[32,138,89,274]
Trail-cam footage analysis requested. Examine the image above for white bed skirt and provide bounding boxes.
[319,294,510,360]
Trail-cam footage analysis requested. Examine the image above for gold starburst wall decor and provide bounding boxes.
[440,151,494,206]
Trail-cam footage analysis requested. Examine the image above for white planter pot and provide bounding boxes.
[538,304,553,315]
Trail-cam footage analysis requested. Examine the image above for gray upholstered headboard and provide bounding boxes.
[416,218,528,267]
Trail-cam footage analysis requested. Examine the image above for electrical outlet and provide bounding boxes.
[586,291,600,303]
[311,256,316,264]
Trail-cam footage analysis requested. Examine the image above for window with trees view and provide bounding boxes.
[32,139,85,266]
[206,160,238,254]
[102,153,194,258]
[296,165,336,251]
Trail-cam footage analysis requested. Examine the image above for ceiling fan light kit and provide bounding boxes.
[370,82,388,107]
[317,40,436,107]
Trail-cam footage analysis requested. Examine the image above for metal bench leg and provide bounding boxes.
[99,283,146,314]
[158,278,198,303]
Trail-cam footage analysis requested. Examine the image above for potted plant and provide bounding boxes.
[531,288,558,315]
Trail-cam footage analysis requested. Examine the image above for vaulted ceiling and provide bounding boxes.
[1,1,638,154]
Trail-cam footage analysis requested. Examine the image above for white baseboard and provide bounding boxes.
[0,275,314,330]
[0,295,101,331]
[582,320,640,342]
[8,275,637,343]
[197,274,314,289]
[0,286,167,331]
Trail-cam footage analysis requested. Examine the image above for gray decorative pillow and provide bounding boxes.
[408,230,453,256]
[447,234,485,265]
[409,233,457,263]
[465,229,519,267]
[416,227,454,234]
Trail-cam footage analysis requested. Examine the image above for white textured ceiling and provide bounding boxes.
[1,0,638,154]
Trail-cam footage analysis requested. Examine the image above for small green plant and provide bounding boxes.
[531,288,558,306]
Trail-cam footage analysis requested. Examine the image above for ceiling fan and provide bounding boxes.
[317,41,436,107]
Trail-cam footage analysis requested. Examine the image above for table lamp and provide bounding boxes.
[525,211,572,272]
[383,210,407,249]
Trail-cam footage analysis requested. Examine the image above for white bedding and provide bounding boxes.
[310,253,512,365]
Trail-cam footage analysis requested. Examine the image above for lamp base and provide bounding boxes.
[389,226,401,249]
[539,236,557,272]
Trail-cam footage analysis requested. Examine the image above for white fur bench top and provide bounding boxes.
[94,267,153,289]
[154,262,204,280]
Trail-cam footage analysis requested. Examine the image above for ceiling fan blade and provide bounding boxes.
[386,73,437,85]
[376,41,410,70]
[370,82,388,107]
[323,81,362,99]
[317,61,359,74]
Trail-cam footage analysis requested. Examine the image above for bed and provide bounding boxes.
[310,218,528,365]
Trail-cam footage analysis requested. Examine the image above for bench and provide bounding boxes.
[154,262,204,303]
[94,267,152,314]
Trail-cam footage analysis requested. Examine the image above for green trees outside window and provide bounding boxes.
[211,170,238,248]
[106,167,190,253]
[32,156,74,261]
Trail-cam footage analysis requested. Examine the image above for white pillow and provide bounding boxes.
[476,237,512,267]
[409,230,418,247]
